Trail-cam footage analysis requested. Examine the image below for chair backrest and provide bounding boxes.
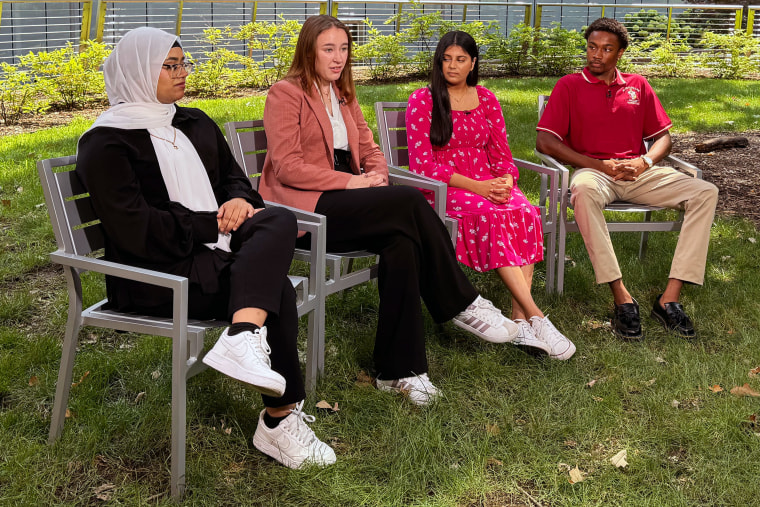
[224,120,267,190]
[37,156,104,257]
[374,101,409,167]
[538,94,549,121]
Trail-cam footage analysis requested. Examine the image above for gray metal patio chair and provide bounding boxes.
[535,94,703,294]
[374,101,562,294]
[224,119,451,378]
[37,155,325,499]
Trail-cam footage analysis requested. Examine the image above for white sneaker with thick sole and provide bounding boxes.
[376,372,440,406]
[513,319,552,355]
[202,326,286,397]
[530,316,576,360]
[252,401,337,469]
[453,295,519,343]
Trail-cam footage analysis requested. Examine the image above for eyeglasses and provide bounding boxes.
[161,62,194,77]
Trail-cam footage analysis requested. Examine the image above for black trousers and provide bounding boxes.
[142,207,306,407]
[313,186,478,380]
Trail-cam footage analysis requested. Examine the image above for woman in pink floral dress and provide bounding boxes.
[406,31,575,359]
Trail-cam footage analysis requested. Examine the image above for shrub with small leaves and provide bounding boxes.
[0,62,50,125]
[185,27,249,97]
[485,23,537,75]
[534,23,584,76]
[699,31,760,79]
[354,21,407,81]
[236,18,302,87]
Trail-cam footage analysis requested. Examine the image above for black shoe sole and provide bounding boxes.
[611,319,643,341]
[650,310,697,340]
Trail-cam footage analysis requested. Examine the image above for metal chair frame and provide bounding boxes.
[374,101,562,294]
[38,155,325,499]
[534,94,703,294]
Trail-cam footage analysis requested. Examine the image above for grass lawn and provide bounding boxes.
[1,77,759,506]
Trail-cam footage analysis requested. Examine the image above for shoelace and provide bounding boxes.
[532,316,562,345]
[246,328,272,367]
[469,297,505,327]
[405,373,437,395]
[286,400,318,446]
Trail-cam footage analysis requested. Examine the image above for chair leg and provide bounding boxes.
[49,269,84,444]
[171,303,189,499]
[305,304,322,393]
[556,223,568,295]
[544,227,556,295]
[639,211,653,259]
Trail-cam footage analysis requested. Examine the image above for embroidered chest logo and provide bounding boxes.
[622,86,640,105]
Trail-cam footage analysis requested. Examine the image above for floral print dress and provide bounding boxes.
[406,86,543,272]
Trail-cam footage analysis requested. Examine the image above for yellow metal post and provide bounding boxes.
[666,7,672,40]
[176,0,184,36]
[80,0,93,48]
[332,2,338,17]
[319,2,326,15]
[748,8,756,36]
[735,8,743,32]
[524,5,531,27]
[95,0,108,42]
[462,5,467,24]
[534,5,542,29]
[396,3,403,33]
[600,6,605,18]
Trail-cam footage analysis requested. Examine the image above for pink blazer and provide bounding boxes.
[259,79,389,212]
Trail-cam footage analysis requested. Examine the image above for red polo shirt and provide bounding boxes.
[537,67,672,160]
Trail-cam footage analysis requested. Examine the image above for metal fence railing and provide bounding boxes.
[0,1,759,65]
[0,0,92,63]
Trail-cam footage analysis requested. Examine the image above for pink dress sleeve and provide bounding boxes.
[405,88,455,184]
[481,87,519,181]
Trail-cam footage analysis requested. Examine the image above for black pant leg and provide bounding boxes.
[314,186,477,380]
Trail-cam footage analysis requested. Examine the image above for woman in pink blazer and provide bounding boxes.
[259,15,519,406]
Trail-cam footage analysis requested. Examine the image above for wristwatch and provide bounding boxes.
[641,155,654,168]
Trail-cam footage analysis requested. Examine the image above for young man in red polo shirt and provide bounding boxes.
[536,17,718,340]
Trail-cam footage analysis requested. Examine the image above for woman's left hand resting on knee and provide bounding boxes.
[217,197,261,234]
[345,172,387,189]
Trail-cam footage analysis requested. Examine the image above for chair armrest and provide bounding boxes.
[50,251,187,290]
[387,165,448,221]
[513,158,564,226]
[664,154,702,179]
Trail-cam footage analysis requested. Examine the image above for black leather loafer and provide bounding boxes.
[650,294,696,339]
[612,298,643,341]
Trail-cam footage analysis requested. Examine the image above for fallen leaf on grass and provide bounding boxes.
[134,392,146,404]
[564,440,577,448]
[568,466,586,484]
[749,366,760,378]
[644,378,656,387]
[151,370,161,380]
[485,423,500,436]
[654,356,667,364]
[671,400,680,408]
[610,449,628,468]
[28,376,39,386]
[748,237,757,244]
[316,400,340,412]
[356,370,373,387]
[65,408,74,418]
[71,371,90,388]
[1,200,10,208]
[586,379,597,388]
[93,483,115,501]
[709,384,723,393]
[592,396,604,402]
[486,457,503,467]
[730,383,760,397]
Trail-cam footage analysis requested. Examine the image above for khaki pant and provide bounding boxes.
[570,166,719,285]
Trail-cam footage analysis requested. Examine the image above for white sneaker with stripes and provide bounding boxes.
[453,295,519,343]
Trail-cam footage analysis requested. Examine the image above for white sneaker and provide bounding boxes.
[453,295,519,343]
[376,373,440,406]
[513,319,552,355]
[202,326,286,397]
[530,316,576,360]
[252,401,337,469]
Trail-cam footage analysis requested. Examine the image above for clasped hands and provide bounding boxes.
[217,197,261,234]
[477,176,513,204]
[600,158,648,181]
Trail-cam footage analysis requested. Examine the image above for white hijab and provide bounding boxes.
[83,26,230,252]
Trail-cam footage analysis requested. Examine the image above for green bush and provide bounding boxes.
[354,22,407,81]
[534,23,584,76]
[0,62,50,125]
[236,18,302,87]
[699,31,760,79]
[185,27,249,97]
[485,23,537,76]
[20,41,108,109]
[623,9,695,42]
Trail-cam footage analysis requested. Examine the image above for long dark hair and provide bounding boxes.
[286,15,356,103]
[429,31,479,147]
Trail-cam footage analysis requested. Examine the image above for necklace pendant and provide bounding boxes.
[172,144,179,150]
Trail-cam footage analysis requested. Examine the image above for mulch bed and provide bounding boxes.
[2,107,758,230]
